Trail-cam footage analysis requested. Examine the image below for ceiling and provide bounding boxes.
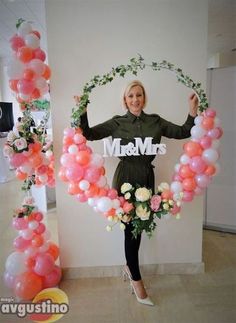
[0,0,236,61]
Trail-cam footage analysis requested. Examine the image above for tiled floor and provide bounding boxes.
[0,177,236,323]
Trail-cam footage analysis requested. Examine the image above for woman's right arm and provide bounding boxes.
[80,112,117,141]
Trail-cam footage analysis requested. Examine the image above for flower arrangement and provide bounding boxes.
[108,182,181,238]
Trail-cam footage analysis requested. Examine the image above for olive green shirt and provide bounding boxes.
[80,110,195,192]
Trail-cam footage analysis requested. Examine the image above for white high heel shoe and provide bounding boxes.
[122,266,154,306]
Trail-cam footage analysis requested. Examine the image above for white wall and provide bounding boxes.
[205,66,236,231]
[46,0,207,270]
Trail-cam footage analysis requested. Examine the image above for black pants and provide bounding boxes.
[124,222,142,281]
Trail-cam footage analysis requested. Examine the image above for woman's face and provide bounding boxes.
[124,85,145,116]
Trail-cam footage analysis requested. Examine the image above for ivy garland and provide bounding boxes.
[71,54,208,127]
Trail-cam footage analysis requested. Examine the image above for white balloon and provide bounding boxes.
[29,59,45,75]
[90,153,104,167]
[170,181,183,194]
[20,228,34,240]
[24,33,40,49]
[68,144,78,154]
[24,246,37,257]
[18,22,32,37]
[5,252,27,276]
[202,148,219,164]
[7,59,24,79]
[28,220,39,230]
[191,125,206,140]
[38,241,50,253]
[79,179,90,191]
[97,197,113,213]
[180,154,190,165]
[194,115,203,125]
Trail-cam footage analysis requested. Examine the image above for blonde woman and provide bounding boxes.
[76,80,198,306]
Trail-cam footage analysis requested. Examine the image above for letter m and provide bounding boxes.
[135,137,153,155]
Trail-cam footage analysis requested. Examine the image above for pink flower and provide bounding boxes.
[123,201,134,213]
[150,195,162,212]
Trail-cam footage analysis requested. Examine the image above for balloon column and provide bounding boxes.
[4,197,61,300]
[3,19,60,300]
[8,20,51,103]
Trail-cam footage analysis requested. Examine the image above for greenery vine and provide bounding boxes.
[71,54,208,127]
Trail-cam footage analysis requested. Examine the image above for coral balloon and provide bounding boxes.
[182,178,197,191]
[201,117,214,130]
[205,165,216,176]
[76,151,90,166]
[17,46,33,63]
[10,34,25,51]
[179,164,195,178]
[184,141,202,157]
[17,79,35,95]
[14,271,42,300]
[42,265,62,288]
[42,64,51,80]
[9,79,19,92]
[47,243,60,261]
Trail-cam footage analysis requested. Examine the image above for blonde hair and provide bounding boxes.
[122,80,147,109]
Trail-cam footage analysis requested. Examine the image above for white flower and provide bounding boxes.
[124,192,131,200]
[13,138,27,151]
[121,214,132,223]
[135,187,151,202]
[22,196,35,206]
[176,201,182,207]
[7,131,17,142]
[168,199,174,206]
[136,204,151,221]
[120,223,126,230]
[107,216,113,222]
[163,203,169,210]
[106,225,112,232]
[121,183,133,194]
[116,207,124,217]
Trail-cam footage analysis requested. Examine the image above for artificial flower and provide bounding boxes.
[121,183,133,194]
[136,204,151,221]
[7,131,17,142]
[163,203,169,210]
[22,196,35,206]
[123,201,134,213]
[150,195,162,212]
[124,192,131,200]
[121,214,132,223]
[135,187,151,202]
[13,138,27,151]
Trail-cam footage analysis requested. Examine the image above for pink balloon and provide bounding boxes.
[74,133,86,144]
[10,153,27,168]
[13,236,30,250]
[182,190,194,202]
[33,48,46,61]
[205,108,216,118]
[60,153,76,167]
[199,136,212,149]
[207,128,221,140]
[170,203,181,215]
[10,35,25,51]
[29,59,45,75]
[84,166,101,183]
[35,222,46,234]
[194,187,203,195]
[214,127,223,139]
[34,253,55,276]
[63,127,75,137]
[189,156,207,174]
[65,164,84,181]
[12,217,28,230]
[17,79,35,95]
[34,211,43,222]
[42,265,62,288]
[76,193,88,202]
[107,188,118,199]
[3,271,16,289]
[195,174,211,188]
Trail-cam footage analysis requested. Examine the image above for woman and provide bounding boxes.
[76,80,198,306]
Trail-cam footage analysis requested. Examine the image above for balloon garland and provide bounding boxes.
[3,19,60,301]
[60,55,223,237]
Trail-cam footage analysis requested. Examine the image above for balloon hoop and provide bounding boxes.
[60,55,223,237]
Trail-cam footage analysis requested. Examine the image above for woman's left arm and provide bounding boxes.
[160,93,198,139]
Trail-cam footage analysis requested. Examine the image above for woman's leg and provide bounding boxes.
[124,222,142,281]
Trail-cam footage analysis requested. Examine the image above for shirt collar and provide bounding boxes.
[126,110,146,123]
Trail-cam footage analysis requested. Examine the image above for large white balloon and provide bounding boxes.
[5,252,27,276]
[97,197,113,213]
[24,33,40,49]
[17,21,32,37]
[170,181,183,194]
[191,125,206,140]
[202,148,219,164]
[180,154,190,165]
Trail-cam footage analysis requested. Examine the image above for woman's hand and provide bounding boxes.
[74,95,81,104]
[188,93,198,117]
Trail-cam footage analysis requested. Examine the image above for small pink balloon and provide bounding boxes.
[107,188,118,199]
[172,174,183,182]
[17,79,35,95]
[34,253,55,276]
[194,187,203,195]
[189,156,207,174]
[42,265,62,288]
[33,48,46,61]
[205,108,216,118]
[74,133,86,144]
[65,164,84,181]
[13,236,30,250]
[199,136,212,149]
[12,217,28,230]
[63,127,75,137]
[35,222,46,234]
[182,190,194,202]
[76,193,88,202]
[207,128,221,140]
[84,166,101,183]
[10,34,25,51]
[195,174,211,188]
[170,203,181,215]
